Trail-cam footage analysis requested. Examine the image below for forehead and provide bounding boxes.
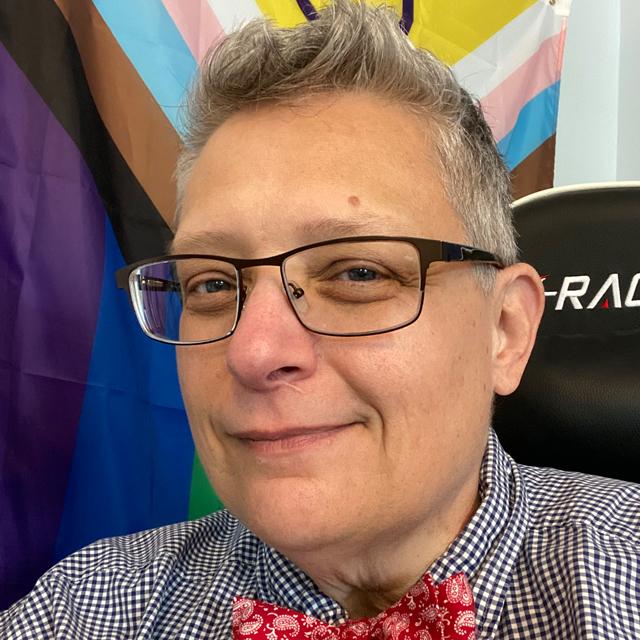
[175,92,465,255]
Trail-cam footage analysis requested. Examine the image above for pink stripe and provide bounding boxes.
[482,31,565,142]
[161,0,224,62]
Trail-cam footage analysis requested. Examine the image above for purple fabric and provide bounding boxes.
[295,0,318,20]
[400,0,414,34]
[0,42,105,603]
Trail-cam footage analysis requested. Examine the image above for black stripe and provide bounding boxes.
[0,0,173,263]
[296,0,414,36]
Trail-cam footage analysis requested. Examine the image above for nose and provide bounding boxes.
[224,274,318,391]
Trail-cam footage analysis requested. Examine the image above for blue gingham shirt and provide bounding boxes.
[2,430,639,639]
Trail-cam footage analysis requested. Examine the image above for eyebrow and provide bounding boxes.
[168,229,239,254]
[295,213,405,240]
[169,211,407,255]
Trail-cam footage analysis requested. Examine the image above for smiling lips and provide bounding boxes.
[235,423,355,454]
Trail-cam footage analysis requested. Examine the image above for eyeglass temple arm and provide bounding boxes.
[114,271,182,312]
[441,242,503,267]
[114,271,182,294]
[134,275,181,293]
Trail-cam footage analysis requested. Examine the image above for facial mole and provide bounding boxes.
[348,195,360,207]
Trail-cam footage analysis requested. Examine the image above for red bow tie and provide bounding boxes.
[232,572,476,639]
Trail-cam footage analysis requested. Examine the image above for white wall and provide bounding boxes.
[554,0,640,185]
[616,2,640,180]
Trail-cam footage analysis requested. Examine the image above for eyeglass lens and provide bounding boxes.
[130,240,423,344]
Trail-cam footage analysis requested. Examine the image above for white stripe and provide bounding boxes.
[453,2,565,99]
[548,0,573,18]
[206,0,263,33]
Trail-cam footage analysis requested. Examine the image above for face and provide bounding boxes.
[175,93,497,556]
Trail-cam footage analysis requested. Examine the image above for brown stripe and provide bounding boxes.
[510,134,556,201]
[52,0,180,227]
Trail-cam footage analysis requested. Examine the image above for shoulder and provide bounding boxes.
[49,509,257,581]
[499,467,640,637]
[520,464,640,544]
[0,511,258,638]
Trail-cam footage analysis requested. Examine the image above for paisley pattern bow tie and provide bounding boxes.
[232,572,476,639]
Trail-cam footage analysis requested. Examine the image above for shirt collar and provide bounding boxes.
[428,429,529,633]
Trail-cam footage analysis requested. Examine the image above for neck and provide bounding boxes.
[284,488,480,619]
[314,561,427,618]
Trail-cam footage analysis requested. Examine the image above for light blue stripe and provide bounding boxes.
[91,0,197,130]
[498,81,561,170]
[54,216,194,560]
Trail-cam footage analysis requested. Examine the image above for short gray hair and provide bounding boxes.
[176,0,518,277]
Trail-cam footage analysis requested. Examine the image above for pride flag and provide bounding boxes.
[0,0,570,608]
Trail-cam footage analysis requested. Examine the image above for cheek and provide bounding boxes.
[178,347,224,404]
[335,309,492,457]
[176,347,229,451]
[177,348,246,508]
[410,316,494,467]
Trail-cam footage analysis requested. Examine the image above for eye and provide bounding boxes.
[340,267,382,282]
[192,279,233,294]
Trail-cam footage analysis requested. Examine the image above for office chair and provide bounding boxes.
[492,182,640,483]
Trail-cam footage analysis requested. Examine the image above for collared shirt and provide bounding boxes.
[2,431,639,639]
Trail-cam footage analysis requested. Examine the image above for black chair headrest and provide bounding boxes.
[493,183,640,483]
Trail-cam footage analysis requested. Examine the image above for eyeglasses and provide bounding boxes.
[115,236,503,346]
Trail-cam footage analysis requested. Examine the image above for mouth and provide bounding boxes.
[233,423,356,455]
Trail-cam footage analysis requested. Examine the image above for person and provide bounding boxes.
[2,2,639,638]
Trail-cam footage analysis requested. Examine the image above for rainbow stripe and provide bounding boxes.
[0,0,569,608]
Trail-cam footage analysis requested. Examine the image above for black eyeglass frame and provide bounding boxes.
[115,235,504,345]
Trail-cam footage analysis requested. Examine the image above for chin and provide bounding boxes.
[254,517,340,555]
[223,477,351,553]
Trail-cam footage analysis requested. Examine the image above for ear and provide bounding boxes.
[491,263,545,396]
